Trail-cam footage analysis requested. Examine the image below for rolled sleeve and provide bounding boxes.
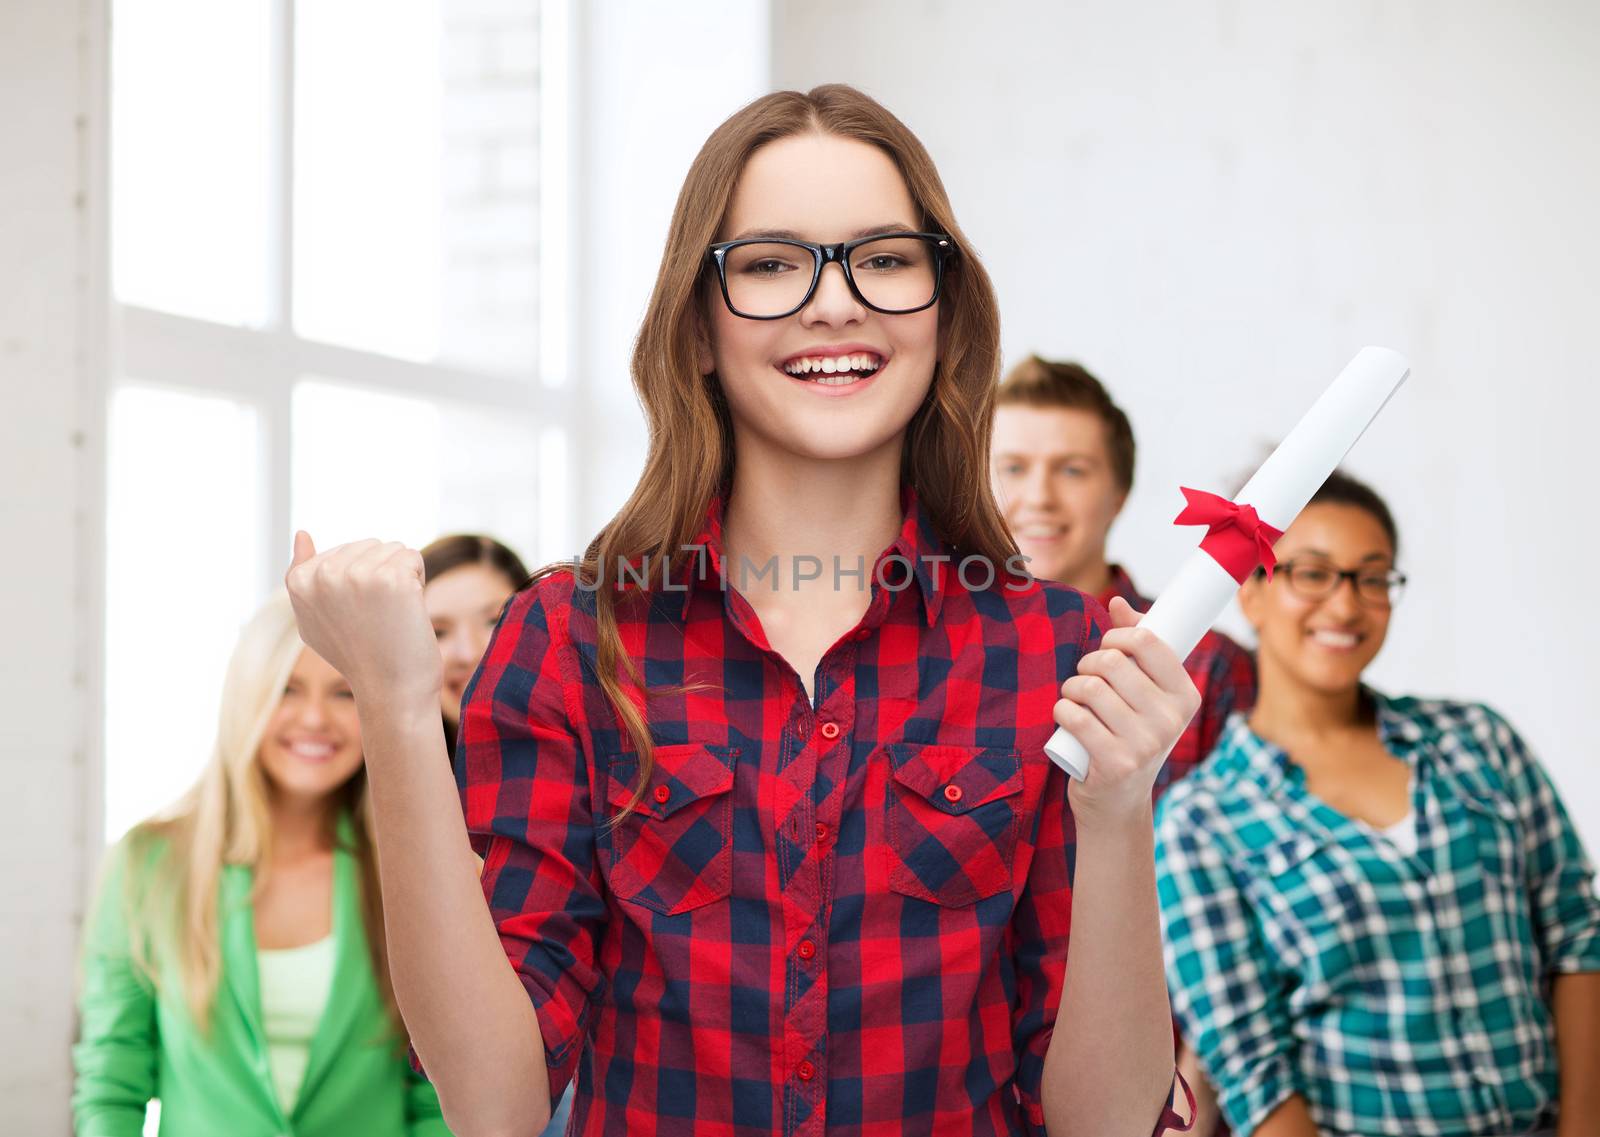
[458,576,606,1102]
[1155,796,1302,1136]
[1487,708,1600,974]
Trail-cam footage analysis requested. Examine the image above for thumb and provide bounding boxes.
[1106,594,1143,630]
[290,530,317,569]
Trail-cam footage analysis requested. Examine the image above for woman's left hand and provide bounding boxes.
[1055,595,1201,828]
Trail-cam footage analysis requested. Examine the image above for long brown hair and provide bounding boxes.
[531,85,1016,812]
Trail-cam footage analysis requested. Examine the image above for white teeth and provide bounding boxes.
[1310,630,1359,648]
[782,353,884,377]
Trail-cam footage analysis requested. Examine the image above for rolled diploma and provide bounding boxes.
[1044,345,1411,781]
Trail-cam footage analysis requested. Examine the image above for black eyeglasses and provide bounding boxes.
[705,231,956,320]
[1271,559,1408,608]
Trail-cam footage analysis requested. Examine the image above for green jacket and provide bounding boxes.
[73,822,450,1137]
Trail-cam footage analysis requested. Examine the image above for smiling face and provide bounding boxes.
[425,562,517,725]
[255,648,364,807]
[1240,503,1396,697]
[991,404,1127,587]
[699,132,942,468]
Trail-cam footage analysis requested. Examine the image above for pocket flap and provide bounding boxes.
[1242,831,1329,878]
[888,744,1022,815]
[607,743,736,820]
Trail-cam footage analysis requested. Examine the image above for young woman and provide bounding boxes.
[285,85,1204,1137]
[73,592,447,1136]
[421,533,529,757]
[1154,473,1600,1137]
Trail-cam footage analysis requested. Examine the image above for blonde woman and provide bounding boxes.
[72,591,447,1137]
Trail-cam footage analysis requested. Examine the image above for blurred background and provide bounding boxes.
[3,0,1596,1130]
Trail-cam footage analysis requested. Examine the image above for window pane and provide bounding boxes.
[291,380,539,561]
[105,387,264,842]
[111,0,273,325]
[293,0,541,376]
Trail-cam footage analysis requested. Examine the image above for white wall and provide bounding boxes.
[0,0,106,1132]
[571,0,770,531]
[772,0,1600,846]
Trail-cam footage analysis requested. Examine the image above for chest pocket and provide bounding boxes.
[603,743,737,916]
[1454,778,1528,897]
[1237,828,1387,986]
[885,744,1023,907]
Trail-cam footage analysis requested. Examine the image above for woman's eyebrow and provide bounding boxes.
[727,222,919,242]
[1288,548,1394,564]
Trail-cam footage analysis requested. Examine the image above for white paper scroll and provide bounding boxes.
[1045,346,1412,781]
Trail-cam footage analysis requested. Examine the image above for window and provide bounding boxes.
[105,0,572,842]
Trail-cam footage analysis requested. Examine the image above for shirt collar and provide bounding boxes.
[678,484,949,627]
[1226,686,1425,794]
[1097,564,1146,611]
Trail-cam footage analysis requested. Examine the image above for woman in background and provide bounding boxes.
[1154,472,1600,1137]
[421,534,529,758]
[73,592,447,1137]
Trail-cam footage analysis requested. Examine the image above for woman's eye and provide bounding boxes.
[857,254,905,272]
[1298,568,1334,585]
[744,258,794,276]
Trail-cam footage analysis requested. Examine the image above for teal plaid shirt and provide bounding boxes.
[1153,692,1600,1137]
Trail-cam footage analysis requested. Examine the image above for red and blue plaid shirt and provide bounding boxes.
[1097,567,1256,800]
[455,490,1193,1135]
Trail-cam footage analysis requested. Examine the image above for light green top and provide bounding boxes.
[258,933,336,1115]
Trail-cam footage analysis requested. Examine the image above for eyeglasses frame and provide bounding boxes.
[705,231,957,320]
[1269,558,1409,608]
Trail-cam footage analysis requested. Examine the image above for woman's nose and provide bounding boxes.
[297,696,328,727]
[443,628,478,663]
[1323,574,1365,617]
[799,262,866,326]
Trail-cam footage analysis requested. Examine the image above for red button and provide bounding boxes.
[815,822,829,843]
[797,940,816,960]
[797,1060,815,1082]
[853,628,870,642]
[943,784,963,803]
[654,785,671,804]
[819,721,840,740]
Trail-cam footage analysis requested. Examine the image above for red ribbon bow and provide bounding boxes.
[1174,487,1285,584]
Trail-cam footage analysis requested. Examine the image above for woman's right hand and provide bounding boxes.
[284,531,443,713]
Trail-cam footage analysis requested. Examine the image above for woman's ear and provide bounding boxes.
[1237,572,1266,632]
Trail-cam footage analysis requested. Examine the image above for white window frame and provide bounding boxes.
[111,0,581,590]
